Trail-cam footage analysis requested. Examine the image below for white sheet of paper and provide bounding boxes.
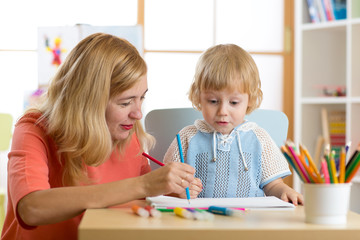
[146,195,295,209]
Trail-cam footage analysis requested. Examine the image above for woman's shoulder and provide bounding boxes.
[16,111,48,132]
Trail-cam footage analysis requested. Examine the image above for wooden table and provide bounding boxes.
[78,204,360,240]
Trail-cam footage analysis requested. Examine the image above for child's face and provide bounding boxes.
[200,88,249,135]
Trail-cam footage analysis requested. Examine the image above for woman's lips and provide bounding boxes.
[122,124,133,130]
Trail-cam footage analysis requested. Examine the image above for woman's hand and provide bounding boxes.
[178,177,202,199]
[141,162,196,197]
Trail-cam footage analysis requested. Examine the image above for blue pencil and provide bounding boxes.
[176,133,191,204]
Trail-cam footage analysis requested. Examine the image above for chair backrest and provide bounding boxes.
[144,108,288,169]
[145,108,203,170]
[0,113,13,151]
[244,109,288,147]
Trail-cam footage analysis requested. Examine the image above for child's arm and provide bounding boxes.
[263,178,304,206]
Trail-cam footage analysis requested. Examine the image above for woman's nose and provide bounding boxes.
[129,101,143,120]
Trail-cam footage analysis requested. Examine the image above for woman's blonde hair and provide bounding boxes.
[188,44,263,114]
[29,33,154,185]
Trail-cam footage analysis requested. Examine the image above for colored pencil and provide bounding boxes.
[345,152,360,183]
[330,150,338,184]
[286,144,310,183]
[300,143,323,183]
[299,154,318,183]
[345,141,352,161]
[321,159,330,184]
[176,134,191,204]
[281,146,306,182]
[345,143,360,169]
[142,152,165,166]
[339,147,346,183]
[324,144,334,183]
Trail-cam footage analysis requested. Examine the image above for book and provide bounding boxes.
[315,0,327,22]
[331,0,347,20]
[323,0,335,21]
[306,0,321,23]
[146,195,295,209]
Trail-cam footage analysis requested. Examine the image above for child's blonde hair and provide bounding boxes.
[188,44,263,114]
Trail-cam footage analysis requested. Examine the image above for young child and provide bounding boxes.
[163,44,303,205]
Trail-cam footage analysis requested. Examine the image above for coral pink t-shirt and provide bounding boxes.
[1,113,151,240]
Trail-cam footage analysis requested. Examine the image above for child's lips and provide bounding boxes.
[216,121,228,126]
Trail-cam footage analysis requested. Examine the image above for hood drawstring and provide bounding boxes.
[236,131,248,171]
[212,131,248,171]
[212,131,217,162]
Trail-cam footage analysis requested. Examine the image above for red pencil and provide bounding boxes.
[142,152,165,166]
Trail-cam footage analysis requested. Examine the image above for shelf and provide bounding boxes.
[350,18,360,25]
[351,97,360,103]
[294,0,359,191]
[301,97,347,104]
[301,20,347,31]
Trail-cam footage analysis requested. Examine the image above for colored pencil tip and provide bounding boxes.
[188,199,190,204]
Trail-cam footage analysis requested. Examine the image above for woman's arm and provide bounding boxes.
[17,162,195,226]
[263,178,304,206]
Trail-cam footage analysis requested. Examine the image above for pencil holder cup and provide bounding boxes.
[304,183,351,225]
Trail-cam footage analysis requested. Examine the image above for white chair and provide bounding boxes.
[144,108,203,170]
[244,108,288,147]
[144,108,288,170]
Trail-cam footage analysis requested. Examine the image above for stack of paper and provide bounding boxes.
[146,196,295,209]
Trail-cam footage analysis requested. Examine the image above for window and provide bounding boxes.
[143,0,287,117]
[0,0,293,189]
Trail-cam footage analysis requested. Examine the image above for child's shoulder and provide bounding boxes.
[179,119,213,135]
[238,121,271,138]
[239,121,262,131]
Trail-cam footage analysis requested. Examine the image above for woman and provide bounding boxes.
[1,33,197,240]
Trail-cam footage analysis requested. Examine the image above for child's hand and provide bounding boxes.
[280,190,304,206]
[179,177,203,199]
[264,178,304,206]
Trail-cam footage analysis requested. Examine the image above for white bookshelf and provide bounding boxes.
[294,0,360,193]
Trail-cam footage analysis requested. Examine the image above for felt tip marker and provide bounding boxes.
[156,208,174,212]
[144,205,162,218]
[174,207,193,219]
[208,206,245,217]
[132,205,149,218]
[186,208,205,220]
[194,209,215,221]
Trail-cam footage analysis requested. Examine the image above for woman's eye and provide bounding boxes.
[119,100,133,107]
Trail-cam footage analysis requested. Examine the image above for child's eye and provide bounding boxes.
[230,101,239,105]
[208,99,218,104]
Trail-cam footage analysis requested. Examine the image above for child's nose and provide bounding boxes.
[217,103,228,115]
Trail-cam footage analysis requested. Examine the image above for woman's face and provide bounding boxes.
[105,75,148,141]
